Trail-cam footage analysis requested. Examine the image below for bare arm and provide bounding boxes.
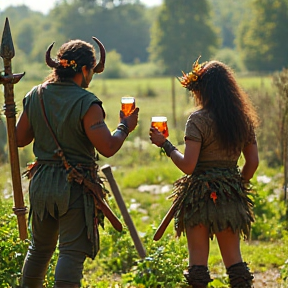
[241,142,259,182]
[170,140,201,175]
[149,127,201,175]
[16,110,34,147]
[83,103,139,158]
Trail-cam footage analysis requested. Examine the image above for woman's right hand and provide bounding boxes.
[149,127,166,147]
[120,107,139,133]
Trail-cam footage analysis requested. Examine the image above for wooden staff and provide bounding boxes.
[0,18,27,240]
[101,164,146,259]
[153,202,176,241]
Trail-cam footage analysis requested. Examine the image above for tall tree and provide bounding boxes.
[209,0,251,49]
[50,1,150,63]
[237,0,288,71]
[149,0,218,75]
[87,3,150,63]
[72,0,141,7]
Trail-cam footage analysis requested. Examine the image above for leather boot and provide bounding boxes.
[54,281,80,288]
[20,277,43,288]
[227,262,254,288]
[183,265,213,287]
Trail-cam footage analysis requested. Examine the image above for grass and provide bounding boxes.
[1,74,287,286]
[7,73,273,170]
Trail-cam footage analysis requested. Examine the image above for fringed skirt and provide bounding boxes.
[170,161,254,240]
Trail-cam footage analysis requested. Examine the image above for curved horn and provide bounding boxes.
[45,42,59,68]
[92,36,106,74]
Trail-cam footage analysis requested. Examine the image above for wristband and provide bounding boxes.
[117,123,129,136]
[161,139,177,157]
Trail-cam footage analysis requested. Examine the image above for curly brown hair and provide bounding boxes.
[46,39,96,82]
[193,61,259,152]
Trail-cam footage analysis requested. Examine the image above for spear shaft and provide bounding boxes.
[0,18,27,240]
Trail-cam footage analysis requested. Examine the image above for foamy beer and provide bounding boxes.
[151,116,169,138]
[121,96,135,116]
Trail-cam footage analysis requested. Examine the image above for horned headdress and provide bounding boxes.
[45,36,106,74]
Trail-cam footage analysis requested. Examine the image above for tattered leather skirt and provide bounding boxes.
[170,161,254,239]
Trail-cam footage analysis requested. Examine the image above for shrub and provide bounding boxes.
[0,198,28,287]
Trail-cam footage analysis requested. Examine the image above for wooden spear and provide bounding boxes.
[0,18,27,240]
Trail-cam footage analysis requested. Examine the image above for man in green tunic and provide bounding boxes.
[16,38,139,288]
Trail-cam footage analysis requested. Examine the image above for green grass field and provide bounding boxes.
[1,74,288,287]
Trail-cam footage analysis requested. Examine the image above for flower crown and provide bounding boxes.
[178,56,208,90]
[59,59,78,71]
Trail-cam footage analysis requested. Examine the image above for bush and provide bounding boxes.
[0,198,28,287]
[103,50,128,79]
[212,48,245,72]
[0,197,58,287]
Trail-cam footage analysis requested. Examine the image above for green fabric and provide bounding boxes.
[24,82,103,164]
[170,161,254,240]
[23,82,104,258]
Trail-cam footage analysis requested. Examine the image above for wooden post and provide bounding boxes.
[171,76,176,127]
[101,164,146,259]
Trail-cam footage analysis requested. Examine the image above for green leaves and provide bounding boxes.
[149,0,218,75]
[238,0,288,71]
[0,200,28,287]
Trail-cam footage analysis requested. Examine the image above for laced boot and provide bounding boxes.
[183,265,213,287]
[54,281,80,288]
[226,262,254,288]
[20,277,43,288]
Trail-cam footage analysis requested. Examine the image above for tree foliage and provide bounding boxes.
[149,0,219,75]
[209,0,251,49]
[49,1,151,63]
[238,0,288,71]
[72,0,141,8]
[1,0,288,74]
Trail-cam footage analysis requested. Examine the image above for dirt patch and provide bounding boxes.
[254,268,283,288]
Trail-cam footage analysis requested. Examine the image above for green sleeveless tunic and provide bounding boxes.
[23,82,104,258]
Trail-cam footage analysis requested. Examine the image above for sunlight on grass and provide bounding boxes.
[1,75,287,287]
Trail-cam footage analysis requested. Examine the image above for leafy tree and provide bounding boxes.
[88,4,150,63]
[73,0,141,7]
[14,20,34,55]
[50,1,150,63]
[102,50,127,78]
[49,2,88,42]
[208,0,251,49]
[149,0,219,75]
[237,0,288,71]
[0,5,34,26]
[0,6,61,65]
[213,48,245,72]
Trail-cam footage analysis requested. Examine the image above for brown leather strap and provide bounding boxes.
[37,85,71,170]
[38,85,62,152]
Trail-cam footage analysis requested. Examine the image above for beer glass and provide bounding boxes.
[121,96,135,116]
[151,116,169,138]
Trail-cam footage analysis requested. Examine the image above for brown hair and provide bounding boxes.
[194,61,259,151]
[46,39,96,82]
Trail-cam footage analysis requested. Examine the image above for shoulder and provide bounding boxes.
[76,89,105,119]
[83,90,102,105]
[187,109,213,127]
[185,109,214,142]
[69,85,103,105]
[22,85,41,107]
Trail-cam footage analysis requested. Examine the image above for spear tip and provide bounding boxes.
[0,17,15,59]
